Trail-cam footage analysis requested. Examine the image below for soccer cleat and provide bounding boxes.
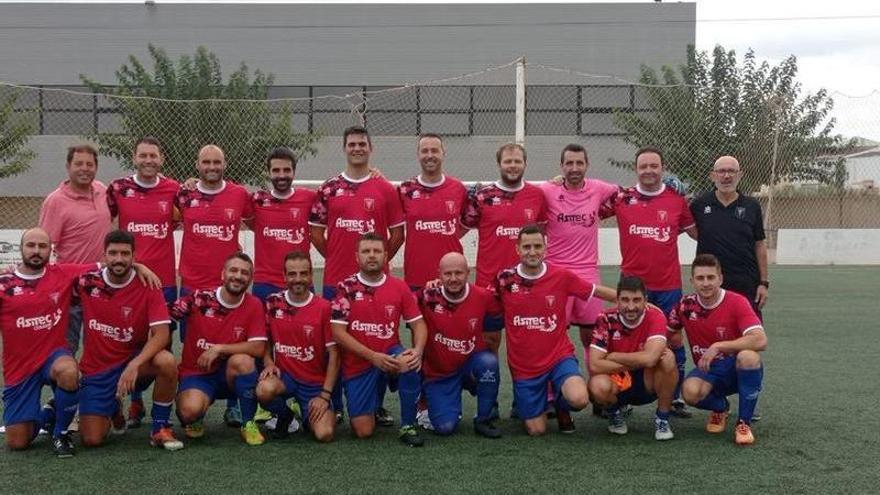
[335,410,345,425]
[150,426,184,451]
[734,420,755,445]
[398,425,425,447]
[52,433,75,458]
[184,419,205,439]
[241,420,265,446]
[223,404,243,427]
[556,409,576,434]
[127,399,146,428]
[254,404,273,423]
[416,407,434,431]
[654,417,674,441]
[375,407,395,427]
[671,399,693,419]
[473,419,502,439]
[706,410,729,434]
[607,409,628,435]
[111,402,127,435]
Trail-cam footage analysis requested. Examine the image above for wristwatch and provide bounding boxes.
[759,280,770,289]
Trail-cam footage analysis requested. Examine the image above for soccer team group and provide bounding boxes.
[0,126,770,458]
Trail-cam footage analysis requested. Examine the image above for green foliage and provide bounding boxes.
[0,89,36,179]
[80,45,319,185]
[613,45,854,193]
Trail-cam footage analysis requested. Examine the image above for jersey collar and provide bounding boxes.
[132,174,160,189]
[441,284,470,304]
[516,262,547,280]
[14,267,46,280]
[356,272,387,287]
[271,188,295,200]
[197,180,227,195]
[285,290,313,307]
[216,287,245,309]
[101,267,136,289]
[619,310,646,330]
[494,180,525,193]
[341,171,372,184]
[636,183,665,197]
[417,174,446,188]
[697,289,726,310]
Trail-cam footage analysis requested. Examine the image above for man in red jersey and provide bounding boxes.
[493,224,615,436]
[171,253,268,446]
[330,233,427,447]
[588,276,678,441]
[257,251,339,442]
[599,146,698,418]
[398,133,468,291]
[418,252,501,438]
[668,254,767,446]
[76,230,182,451]
[106,136,180,427]
[250,148,316,302]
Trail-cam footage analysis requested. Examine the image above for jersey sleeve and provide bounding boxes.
[147,288,172,326]
[645,309,668,342]
[568,270,595,300]
[59,263,102,281]
[590,315,611,353]
[678,195,696,231]
[308,184,330,227]
[240,188,255,221]
[752,201,766,242]
[321,302,336,347]
[169,293,194,321]
[329,287,351,325]
[38,195,65,248]
[536,192,548,224]
[460,192,481,230]
[666,302,684,332]
[400,286,423,323]
[385,182,405,229]
[598,187,624,220]
[484,290,503,317]
[106,181,119,218]
[246,300,268,341]
[734,296,763,337]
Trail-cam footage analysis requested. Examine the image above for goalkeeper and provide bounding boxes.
[587,276,678,441]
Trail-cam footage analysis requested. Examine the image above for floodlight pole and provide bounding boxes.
[515,56,526,146]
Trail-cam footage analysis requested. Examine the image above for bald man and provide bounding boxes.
[174,144,254,426]
[415,253,503,438]
[690,156,769,319]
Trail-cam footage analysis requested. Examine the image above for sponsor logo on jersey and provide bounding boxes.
[261,226,305,244]
[414,219,457,236]
[127,222,170,239]
[494,225,520,239]
[334,217,376,234]
[350,320,396,339]
[433,332,476,355]
[16,308,63,331]
[274,342,315,361]
[196,338,215,351]
[555,212,595,227]
[192,223,236,242]
[87,319,134,342]
[512,314,558,332]
[627,224,672,242]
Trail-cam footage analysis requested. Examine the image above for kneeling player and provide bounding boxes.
[331,233,428,447]
[418,253,501,438]
[257,251,339,442]
[172,253,268,445]
[587,276,677,440]
[668,254,767,445]
[77,230,182,450]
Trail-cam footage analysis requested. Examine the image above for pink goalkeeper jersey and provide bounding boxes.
[541,179,618,272]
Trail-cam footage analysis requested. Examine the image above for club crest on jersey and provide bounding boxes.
[657,210,668,222]
[468,318,479,331]
[445,200,456,214]
[716,327,727,339]
[303,325,314,338]
[233,326,244,340]
[121,306,133,320]
[364,198,375,212]
[524,208,534,221]
[545,295,556,308]
[49,291,60,305]
[735,207,746,219]
[290,208,301,219]
[384,305,396,319]
[224,208,236,220]
[158,201,170,214]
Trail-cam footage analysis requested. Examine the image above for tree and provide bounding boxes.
[81,45,319,185]
[0,89,36,179]
[613,45,853,193]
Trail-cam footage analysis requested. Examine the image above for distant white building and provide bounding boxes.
[845,147,880,190]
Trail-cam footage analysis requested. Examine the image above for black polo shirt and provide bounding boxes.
[690,190,765,291]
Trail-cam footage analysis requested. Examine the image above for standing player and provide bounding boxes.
[176,144,253,426]
[588,276,678,441]
[1,228,84,457]
[461,143,546,352]
[599,146,697,417]
[106,136,180,427]
[330,233,428,447]
[172,253,268,446]
[257,251,339,443]
[493,225,616,436]
[418,252,501,438]
[667,254,767,445]
[76,230,182,450]
[398,133,468,290]
[250,148,316,302]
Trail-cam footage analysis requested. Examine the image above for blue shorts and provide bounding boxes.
[278,371,328,420]
[616,369,657,407]
[686,356,738,397]
[80,363,153,417]
[483,314,504,332]
[513,357,581,420]
[424,350,498,427]
[252,282,284,303]
[342,344,404,418]
[322,285,337,301]
[2,348,71,427]
[178,364,234,403]
[645,288,683,317]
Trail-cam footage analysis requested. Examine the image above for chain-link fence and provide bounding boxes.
[2,60,879,239]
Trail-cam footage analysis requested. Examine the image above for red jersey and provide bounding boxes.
[175,181,253,290]
[398,175,468,288]
[170,288,267,377]
[417,284,501,380]
[493,263,594,380]
[667,290,763,364]
[591,306,667,356]
[251,188,316,287]
[461,182,547,288]
[106,175,180,287]
[0,263,94,386]
[264,291,334,386]
[329,273,422,379]
[601,184,695,290]
[76,269,171,376]
[309,173,405,288]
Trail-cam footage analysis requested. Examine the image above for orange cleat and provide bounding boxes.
[151,426,184,451]
[734,420,755,446]
[706,410,729,434]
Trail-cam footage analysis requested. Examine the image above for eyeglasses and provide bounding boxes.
[712,169,741,176]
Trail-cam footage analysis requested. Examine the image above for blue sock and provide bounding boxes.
[737,366,763,424]
[673,346,686,400]
[696,391,729,413]
[53,387,79,437]
[656,408,671,421]
[130,389,143,403]
[263,397,289,417]
[473,355,500,422]
[151,401,172,433]
[397,370,420,427]
[234,371,259,423]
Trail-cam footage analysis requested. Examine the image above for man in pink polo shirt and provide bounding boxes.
[39,144,112,353]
